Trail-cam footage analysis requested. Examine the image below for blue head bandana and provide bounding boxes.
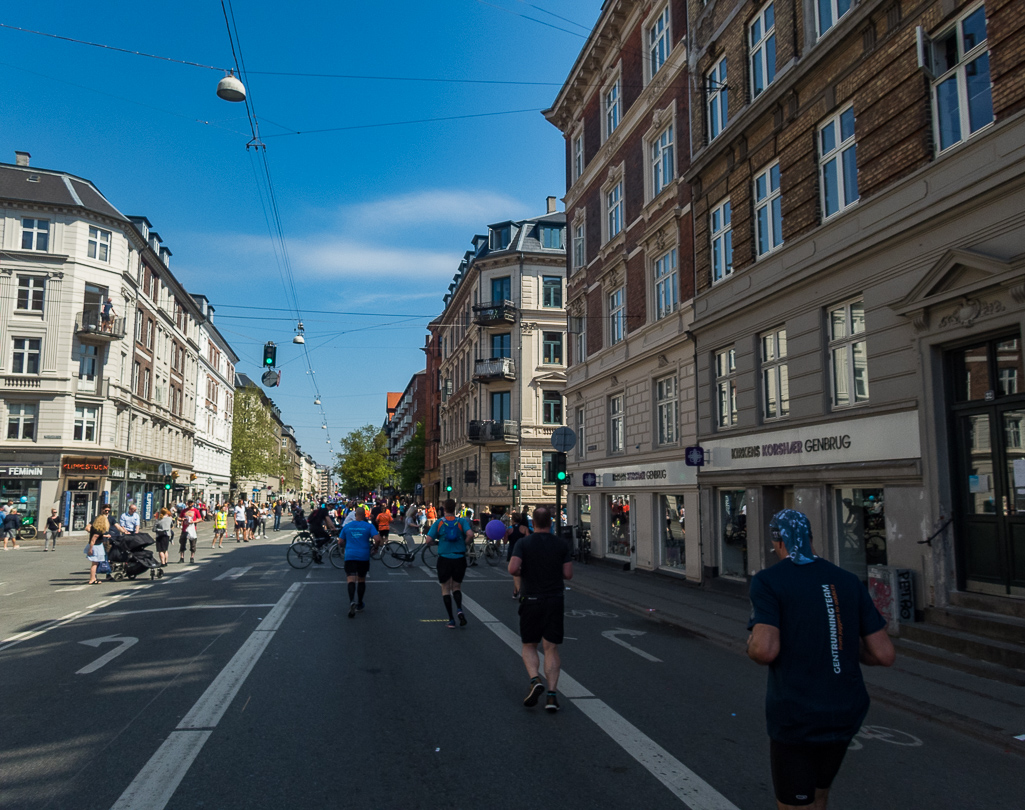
[769,509,816,565]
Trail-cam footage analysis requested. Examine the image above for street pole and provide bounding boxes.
[555,479,562,537]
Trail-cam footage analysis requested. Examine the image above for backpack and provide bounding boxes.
[441,518,465,544]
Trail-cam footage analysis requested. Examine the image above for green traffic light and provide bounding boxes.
[556,472,566,481]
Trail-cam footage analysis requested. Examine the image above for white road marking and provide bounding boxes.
[0,589,137,652]
[83,604,277,618]
[602,628,662,662]
[76,635,138,674]
[110,583,303,810]
[213,566,253,581]
[56,585,91,592]
[460,595,739,810]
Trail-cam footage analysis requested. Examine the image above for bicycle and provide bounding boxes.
[287,534,344,569]
[379,537,438,570]
[466,538,500,566]
[17,516,38,541]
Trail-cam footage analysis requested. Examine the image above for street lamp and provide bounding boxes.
[216,71,246,102]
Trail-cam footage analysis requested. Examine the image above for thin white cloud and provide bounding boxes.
[293,238,458,279]
[338,189,530,232]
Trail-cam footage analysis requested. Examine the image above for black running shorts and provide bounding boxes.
[344,559,370,577]
[769,739,851,806]
[518,594,565,644]
[436,555,467,584]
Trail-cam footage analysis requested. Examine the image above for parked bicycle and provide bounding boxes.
[466,538,500,566]
[379,537,438,570]
[17,515,38,541]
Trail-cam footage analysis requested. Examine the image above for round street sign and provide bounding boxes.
[551,426,577,453]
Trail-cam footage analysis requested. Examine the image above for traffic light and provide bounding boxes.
[163,475,172,491]
[445,477,453,492]
[263,341,277,367]
[512,477,519,491]
[553,452,567,483]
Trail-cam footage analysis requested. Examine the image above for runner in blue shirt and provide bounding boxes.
[426,498,474,628]
[338,507,381,619]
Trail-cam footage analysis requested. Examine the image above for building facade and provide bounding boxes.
[0,154,208,534]
[545,1,699,576]
[387,369,427,468]
[190,295,237,506]
[435,199,568,516]
[684,0,1025,614]
[422,329,443,505]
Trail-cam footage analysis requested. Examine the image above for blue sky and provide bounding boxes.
[1,0,598,466]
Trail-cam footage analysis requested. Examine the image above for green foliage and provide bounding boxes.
[334,425,393,498]
[230,385,284,482]
[398,421,426,493]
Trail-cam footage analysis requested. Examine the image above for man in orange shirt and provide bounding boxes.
[376,505,393,542]
[425,503,437,534]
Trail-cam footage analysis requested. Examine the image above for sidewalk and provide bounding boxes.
[568,560,1025,758]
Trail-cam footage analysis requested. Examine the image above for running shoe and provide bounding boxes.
[524,680,544,707]
[545,693,560,713]
[446,620,456,629]
[458,611,467,627]
[348,602,356,619]
[356,602,365,612]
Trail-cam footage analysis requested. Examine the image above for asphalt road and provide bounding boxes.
[1,534,1021,809]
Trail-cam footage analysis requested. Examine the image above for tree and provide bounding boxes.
[397,421,426,494]
[230,385,284,483]
[334,425,393,497]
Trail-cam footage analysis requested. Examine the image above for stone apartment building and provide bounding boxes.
[545,1,699,576]
[435,200,568,516]
[0,154,205,533]
[684,0,1025,624]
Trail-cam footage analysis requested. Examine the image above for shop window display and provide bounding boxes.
[659,494,686,569]
[608,495,631,557]
[720,489,747,577]
[836,487,886,582]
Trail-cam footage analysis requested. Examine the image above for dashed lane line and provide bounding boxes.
[213,566,253,581]
[459,595,741,810]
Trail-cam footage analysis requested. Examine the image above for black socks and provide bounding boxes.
[443,594,454,620]
[347,582,356,602]
[453,590,463,610]
[357,581,366,602]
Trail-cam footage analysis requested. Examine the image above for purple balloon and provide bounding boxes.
[485,519,506,541]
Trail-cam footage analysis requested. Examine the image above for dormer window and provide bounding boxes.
[540,225,564,250]
[490,226,511,250]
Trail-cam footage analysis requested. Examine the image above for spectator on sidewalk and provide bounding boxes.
[43,509,63,551]
[273,500,283,532]
[118,503,140,535]
[747,509,895,810]
[153,509,173,566]
[2,508,22,550]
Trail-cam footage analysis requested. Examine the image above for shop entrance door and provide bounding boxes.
[70,492,94,532]
[950,336,1025,596]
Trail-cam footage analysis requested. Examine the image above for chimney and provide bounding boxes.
[546,195,557,214]
[15,151,30,167]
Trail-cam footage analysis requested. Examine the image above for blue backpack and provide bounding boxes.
[440,518,465,544]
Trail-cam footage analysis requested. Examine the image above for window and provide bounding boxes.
[656,375,678,445]
[707,57,728,140]
[491,333,511,359]
[654,249,678,320]
[648,6,670,78]
[21,218,50,251]
[604,78,621,139]
[133,361,141,396]
[11,338,41,374]
[926,4,993,153]
[829,299,869,406]
[490,226,511,250]
[836,488,887,582]
[491,276,511,303]
[750,2,776,98]
[6,403,36,440]
[146,319,154,349]
[491,391,511,422]
[660,494,686,570]
[542,332,563,365]
[16,276,45,312]
[609,288,625,345]
[541,226,564,250]
[651,125,674,197]
[542,276,563,308]
[817,0,852,38]
[820,106,859,218]
[490,451,510,487]
[88,227,111,262]
[710,199,733,283]
[716,347,738,428]
[606,182,623,241]
[144,368,152,400]
[573,133,584,181]
[761,328,789,419]
[74,406,98,442]
[543,390,563,424]
[543,451,557,484]
[575,316,587,364]
[609,394,624,453]
[754,162,783,256]
[573,223,585,271]
[577,406,586,460]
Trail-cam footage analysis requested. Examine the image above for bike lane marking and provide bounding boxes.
[110,582,304,810]
[212,566,252,581]
[461,595,741,810]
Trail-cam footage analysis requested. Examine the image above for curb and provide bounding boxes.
[569,580,1025,759]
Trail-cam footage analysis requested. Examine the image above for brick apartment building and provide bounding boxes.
[684,0,1025,623]
[545,1,699,576]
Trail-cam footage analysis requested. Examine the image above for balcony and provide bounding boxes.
[472,300,516,327]
[468,419,518,444]
[473,357,516,382]
[75,309,127,341]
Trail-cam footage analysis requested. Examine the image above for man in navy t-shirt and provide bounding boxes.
[338,508,381,619]
[747,509,895,810]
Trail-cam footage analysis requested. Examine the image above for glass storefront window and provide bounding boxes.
[607,494,631,557]
[836,487,887,582]
[576,494,591,536]
[0,479,41,531]
[659,494,686,570]
[720,489,748,577]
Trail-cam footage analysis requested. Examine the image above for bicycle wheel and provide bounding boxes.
[483,542,499,566]
[421,543,438,570]
[380,541,406,569]
[287,541,314,569]
[370,542,382,561]
[18,524,37,540]
[328,543,345,569]
[290,531,312,546]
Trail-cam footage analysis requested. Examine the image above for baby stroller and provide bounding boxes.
[108,532,164,581]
